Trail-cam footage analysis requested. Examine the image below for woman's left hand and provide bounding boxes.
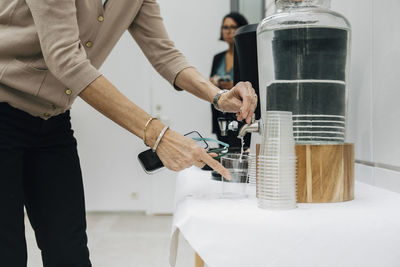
[217,81,258,124]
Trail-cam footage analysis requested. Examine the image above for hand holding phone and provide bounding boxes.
[137,131,209,174]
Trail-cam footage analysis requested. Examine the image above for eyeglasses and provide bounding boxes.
[221,26,238,31]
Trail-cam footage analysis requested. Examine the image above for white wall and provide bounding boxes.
[71,0,230,212]
[331,0,400,192]
[145,0,230,214]
[239,0,264,23]
[71,34,151,212]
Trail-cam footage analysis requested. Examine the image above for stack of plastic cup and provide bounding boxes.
[246,154,257,198]
[257,111,297,210]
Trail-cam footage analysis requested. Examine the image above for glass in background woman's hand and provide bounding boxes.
[218,74,233,89]
[210,74,233,89]
[210,75,221,87]
[219,80,234,89]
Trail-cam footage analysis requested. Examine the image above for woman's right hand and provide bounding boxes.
[155,129,232,180]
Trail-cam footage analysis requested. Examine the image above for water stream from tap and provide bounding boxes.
[239,136,245,163]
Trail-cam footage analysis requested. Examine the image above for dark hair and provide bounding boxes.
[219,12,249,41]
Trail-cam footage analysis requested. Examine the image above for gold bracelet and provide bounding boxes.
[143,117,157,146]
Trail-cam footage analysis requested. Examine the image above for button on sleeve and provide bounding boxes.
[85,41,93,48]
[25,0,101,99]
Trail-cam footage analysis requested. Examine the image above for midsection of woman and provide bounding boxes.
[215,52,234,89]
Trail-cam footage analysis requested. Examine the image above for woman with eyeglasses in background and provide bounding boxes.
[210,12,249,148]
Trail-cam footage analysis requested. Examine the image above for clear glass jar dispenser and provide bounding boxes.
[257,0,351,144]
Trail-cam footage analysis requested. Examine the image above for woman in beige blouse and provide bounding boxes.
[0,0,257,266]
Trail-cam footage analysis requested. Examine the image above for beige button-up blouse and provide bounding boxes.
[0,0,191,119]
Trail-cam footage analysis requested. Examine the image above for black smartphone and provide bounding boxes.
[137,131,208,174]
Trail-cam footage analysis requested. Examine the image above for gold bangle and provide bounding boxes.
[143,117,156,146]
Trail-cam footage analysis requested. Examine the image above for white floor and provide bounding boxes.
[25,212,194,267]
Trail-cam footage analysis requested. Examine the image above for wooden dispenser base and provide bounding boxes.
[295,143,354,203]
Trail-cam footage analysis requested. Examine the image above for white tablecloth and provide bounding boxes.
[170,167,400,267]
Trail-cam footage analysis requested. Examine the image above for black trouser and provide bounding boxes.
[0,103,91,267]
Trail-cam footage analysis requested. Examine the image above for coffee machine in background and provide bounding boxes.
[233,23,261,122]
[231,23,263,153]
[215,24,262,152]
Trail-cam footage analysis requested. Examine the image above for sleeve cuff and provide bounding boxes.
[58,60,102,99]
[159,59,193,91]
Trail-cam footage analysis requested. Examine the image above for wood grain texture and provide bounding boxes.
[195,252,204,267]
[295,143,354,203]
